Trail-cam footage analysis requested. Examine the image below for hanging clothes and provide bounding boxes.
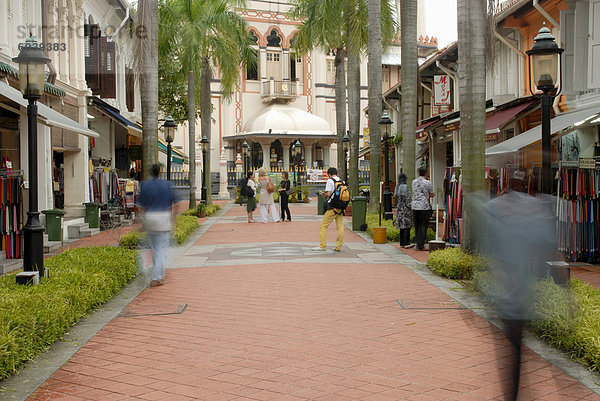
[443,167,462,244]
[0,176,23,259]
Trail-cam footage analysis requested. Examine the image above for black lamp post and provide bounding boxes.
[293,139,302,202]
[379,111,393,220]
[13,37,50,277]
[342,131,349,182]
[526,24,563,195]
[201,135,209,203]
[242,140,249,176]
[163,115,176,181]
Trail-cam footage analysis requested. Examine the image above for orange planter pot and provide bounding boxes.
[373,227,386,244]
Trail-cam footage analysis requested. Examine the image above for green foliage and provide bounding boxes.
[0,247,137,379]
[425,247,486,280]
[289,185,312,203]
[364,213,435,243]
[205,204,221,216]
[530,279,600,372]
[173,215,200,245]
[118,230,147,249]
[409,227,436,243]
[181,203,208,217]
[391,134,403,145]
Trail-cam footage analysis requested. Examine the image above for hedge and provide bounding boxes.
[0,247,138,379]
[365,213,435,243]
[425,247,486,280]
[118,214,200,248]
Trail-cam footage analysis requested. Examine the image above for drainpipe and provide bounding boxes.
[110,3,130,40]
[533,0,559,29]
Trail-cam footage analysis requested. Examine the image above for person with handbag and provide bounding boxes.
[278,171,292,222]
[257,167,280,223]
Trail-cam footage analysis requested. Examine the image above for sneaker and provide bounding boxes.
[311,247,326,252]
[150,280,164,287]
[404,244,415,249]
[334,248,341,252]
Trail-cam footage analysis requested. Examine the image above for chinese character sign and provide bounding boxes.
[434,75,451,106]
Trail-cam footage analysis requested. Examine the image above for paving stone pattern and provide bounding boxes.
[25,201,600,400]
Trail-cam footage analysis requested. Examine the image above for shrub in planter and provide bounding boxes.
[173,215,200,244]
[365,213,399,241]
[118,230,147,249]
[205,204,221,216]
[425,247,486,280]
[0,247,137,379]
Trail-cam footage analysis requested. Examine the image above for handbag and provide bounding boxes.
[267,179,275,193]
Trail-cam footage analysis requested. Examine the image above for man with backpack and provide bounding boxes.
[313,167,349,252]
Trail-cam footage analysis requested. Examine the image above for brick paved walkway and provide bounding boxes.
[24,201,600,400]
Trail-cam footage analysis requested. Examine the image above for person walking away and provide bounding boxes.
[411,166,434,251]
[257,168,280,223]
[279,171,292,222]
[314,167,347,252]
[138,164,177,287]
[245,171,257,223]
[395,173,413,248]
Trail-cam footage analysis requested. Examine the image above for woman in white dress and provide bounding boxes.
[257,168,280,223]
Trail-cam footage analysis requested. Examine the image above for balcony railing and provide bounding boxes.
[261,79,302,100]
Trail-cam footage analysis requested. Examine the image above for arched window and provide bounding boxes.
[246,30,259,80]
[266,30,282,80]
[269,140,283,169]
[289,35,303,82]
[251,142,263,169]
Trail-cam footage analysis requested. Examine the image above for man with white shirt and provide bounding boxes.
[313,167,344,252]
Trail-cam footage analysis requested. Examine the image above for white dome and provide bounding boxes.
[244,104,333,136]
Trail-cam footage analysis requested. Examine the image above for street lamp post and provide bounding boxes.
[163,116,176,181]
[342,131,349,182]
[242,140,249,176]
[379,111,393,220]
[526,24,563,195]
[201,135,209,203]
[293,139,302,202]
[13,37,50,277]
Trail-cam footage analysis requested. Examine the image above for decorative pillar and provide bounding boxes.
[304,143,313,170]
[218,147,230,199]
[323,144,331,169]
[282,50,290,81]
[260,48,267,80]
[282,140,291,171]
[261,141,270,169]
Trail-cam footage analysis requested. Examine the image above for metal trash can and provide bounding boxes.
[83,202,100,228]
[317,194,326,215]
[351,196,368,231]
[41,209,65,241]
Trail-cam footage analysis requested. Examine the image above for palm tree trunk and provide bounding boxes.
[138,0,159,176]
[400,0,417,184]
[201,57,212,205]
[334,48,347,174]
[458,0,486,252]
[367,0,383,213]
[188,70,197,208]
[347,50,361,196]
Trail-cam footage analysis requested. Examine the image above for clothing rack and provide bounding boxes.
[557,166,600,263]
[0,175,23,259]
[91,168,119,205]
[443,167,462,244]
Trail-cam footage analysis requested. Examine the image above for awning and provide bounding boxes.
[416,119,439,134]
[486,106,600,156]
[485,99,537,134]
[158,137,186,164]
[90,97,142,137]
[0,80,98,137]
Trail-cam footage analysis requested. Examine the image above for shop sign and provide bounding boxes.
[444,122,459,132]
[307,169,328,183]
[129,145,142,161]
[434,75,451,106]
[485,132,499,142]
[579,158,596,169]
[363,127,370,147]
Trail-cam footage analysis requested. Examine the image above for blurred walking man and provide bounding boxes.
[138,164,176,287]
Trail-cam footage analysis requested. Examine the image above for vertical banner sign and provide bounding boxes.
[434,75,451,106]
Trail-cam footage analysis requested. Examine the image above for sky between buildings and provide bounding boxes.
[424,0,458,48]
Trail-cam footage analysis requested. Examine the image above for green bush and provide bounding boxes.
[205,204,221,216]
[173,215,200,244]
[425,247,486,280]
[0,247,138,379]
[365,213,435,243]
[530,279,600,372]
[181,203,207,217]
[118,230,147,249]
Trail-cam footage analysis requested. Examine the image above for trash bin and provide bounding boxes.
[41,209,65,241]
[351,196,368,231]
[317,194,326,215]
[84,202,100,228]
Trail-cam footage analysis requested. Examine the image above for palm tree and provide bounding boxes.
[159,0,254,205]
[367,0,382,212]
[458,0,487,252]
[136,0,159,175]
[400,0,417,185]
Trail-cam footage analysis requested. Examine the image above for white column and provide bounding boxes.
[323,144,331,169]
[260,48,267,80]
[58,7,69,83]
[304,143,312,169]
[261,141,269,169]
[218,147,230,199]
[282,50,289,81]
[282,140,290,170]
